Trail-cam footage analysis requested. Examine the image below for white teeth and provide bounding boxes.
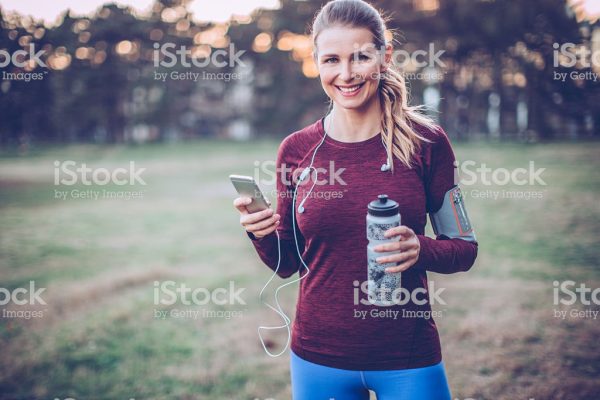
[338,84,362,93]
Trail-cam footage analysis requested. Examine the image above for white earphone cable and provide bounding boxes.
[257,106,393,356]
[257,108,333,357]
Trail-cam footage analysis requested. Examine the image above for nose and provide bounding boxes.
[339,60,355,82]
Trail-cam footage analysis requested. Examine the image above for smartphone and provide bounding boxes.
[229,174,271,213]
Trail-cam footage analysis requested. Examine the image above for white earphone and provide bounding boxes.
[381,159,391,172]
[298,108,392,214]
[257,108,392,357]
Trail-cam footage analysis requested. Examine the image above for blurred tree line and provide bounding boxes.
[0,0,598,147]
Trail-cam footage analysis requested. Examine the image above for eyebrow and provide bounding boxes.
[319,51,373,59]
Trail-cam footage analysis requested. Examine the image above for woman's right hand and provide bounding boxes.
[233,196,281,239]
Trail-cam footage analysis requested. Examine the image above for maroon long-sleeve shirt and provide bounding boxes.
[247,117,478,370]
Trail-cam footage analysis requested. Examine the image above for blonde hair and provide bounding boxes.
[311,0,438,171]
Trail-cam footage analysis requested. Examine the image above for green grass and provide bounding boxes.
[1,139,599,399]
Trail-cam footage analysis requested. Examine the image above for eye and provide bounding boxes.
[357,53,371,61]
[324,57,337,64]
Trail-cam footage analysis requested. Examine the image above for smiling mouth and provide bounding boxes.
[335,82,365,94]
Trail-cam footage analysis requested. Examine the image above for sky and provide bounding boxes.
[0,0,281,24]
[571,0,600,22]
[1,0,598,26]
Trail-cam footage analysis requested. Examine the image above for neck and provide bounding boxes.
[326,97,382,142]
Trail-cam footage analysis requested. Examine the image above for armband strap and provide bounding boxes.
[430,186,476,242]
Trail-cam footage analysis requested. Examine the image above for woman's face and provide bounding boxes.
[315,26,391,111]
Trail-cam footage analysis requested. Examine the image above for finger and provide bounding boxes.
[373,241,415,252]
[385,257,417,273]
[246,214,280,232]
[383,226,413,240]
[253,221,280,238]
[383,225,409,238]
[233,196,252,214]
[376,249,417,265]
[240,208,274,226]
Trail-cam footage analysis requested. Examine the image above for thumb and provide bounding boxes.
[234,196,253,214]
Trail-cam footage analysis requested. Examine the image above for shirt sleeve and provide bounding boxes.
[246,135,306,279]
[413,126,478,274]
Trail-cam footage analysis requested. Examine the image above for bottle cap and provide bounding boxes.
[367,194,399,217]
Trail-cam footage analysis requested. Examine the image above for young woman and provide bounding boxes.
[233,0,478,398]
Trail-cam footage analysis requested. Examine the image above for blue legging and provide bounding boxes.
[290,350,452,400]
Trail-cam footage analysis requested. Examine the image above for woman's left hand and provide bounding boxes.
[373,226,420,273]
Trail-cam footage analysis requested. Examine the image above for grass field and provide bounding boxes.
[1,139,599,400]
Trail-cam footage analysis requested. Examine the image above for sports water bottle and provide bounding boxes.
[367,194,401,306]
